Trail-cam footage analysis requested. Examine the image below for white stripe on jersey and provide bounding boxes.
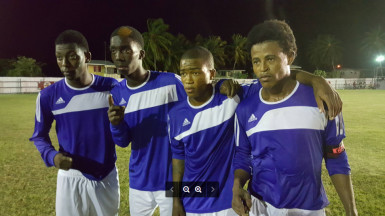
[175,96,240,141]
[52,91,109,115]
[234,113,240,147]
[36,93,41,122]
[125,85,178,113]
[246,106,328,137]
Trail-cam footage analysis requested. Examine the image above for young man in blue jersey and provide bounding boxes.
[107,26,187,216]
[232,20,358,216]
[30,30,120,216]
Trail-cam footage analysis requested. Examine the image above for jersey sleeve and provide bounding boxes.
[174,74,187,101]
[233,112,252,174]
[168,114,185,160]
[323,113,351,176]
[239,80,261,100]
[110,86,132,147]
[29,92,58,167]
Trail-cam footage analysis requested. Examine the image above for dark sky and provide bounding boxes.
[1,0,385,76]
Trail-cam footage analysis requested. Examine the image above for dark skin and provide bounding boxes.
[53,43,93,169]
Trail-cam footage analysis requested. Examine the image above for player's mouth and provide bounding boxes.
[259,75,271,82]
[184,87,194,94]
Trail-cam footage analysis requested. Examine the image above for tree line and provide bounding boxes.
[1,18,384,77]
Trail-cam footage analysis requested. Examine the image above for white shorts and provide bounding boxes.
[250,195,326,216]
[129,187,173,216]
[56,166,120,216]
[187,208,238,216]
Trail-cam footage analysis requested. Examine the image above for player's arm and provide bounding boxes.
[291,69,342,119]
[232,113,252,215]
[29,92,72,170]
[232,169,252,215]
[108,95,131,147]
[330,172,358,216]
[172,159,186,216]
[219,79,242,98]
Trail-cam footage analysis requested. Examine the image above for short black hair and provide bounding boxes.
[181,46,214,69]
[247,20,297,56]
[55,30,89,51]
[110,26,144,49]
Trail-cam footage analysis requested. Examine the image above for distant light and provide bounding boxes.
[376,55,385,63]
[336,64,341,69]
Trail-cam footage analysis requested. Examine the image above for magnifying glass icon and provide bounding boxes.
[183,186,190,193]
[195,186,202,193]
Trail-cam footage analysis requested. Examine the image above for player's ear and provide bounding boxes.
[209,69,216,80]
[85,52,92,63]
[139,50,145,60]
[287,51,296,65]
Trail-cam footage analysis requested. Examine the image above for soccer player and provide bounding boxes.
[232,20,358,216]
[30,30,120,216]
[168,46,260,216]
[107,26,186,216]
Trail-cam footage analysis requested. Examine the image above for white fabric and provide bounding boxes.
[246,106,327,137]
[249,195,325,216]
[52,91,110,115]
[129,188,172,216]
[125,85,179,113]
[186,208,238,216]
[56,167,120,216]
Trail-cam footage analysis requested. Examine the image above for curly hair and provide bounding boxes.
[247,20,297,56]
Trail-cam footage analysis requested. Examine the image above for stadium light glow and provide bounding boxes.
[376,55,385,63]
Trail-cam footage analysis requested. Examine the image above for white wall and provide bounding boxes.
[0,77,62,93]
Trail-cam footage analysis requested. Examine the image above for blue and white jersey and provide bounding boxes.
[168,80,261,213]
[30,75,118,181]
[233,81,351,210]
[110,71,186,191]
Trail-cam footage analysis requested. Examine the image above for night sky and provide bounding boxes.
[1,0,385,76]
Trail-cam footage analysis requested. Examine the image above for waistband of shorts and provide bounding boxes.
[58,165,117,178]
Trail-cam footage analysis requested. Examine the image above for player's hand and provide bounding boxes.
[172,199,186,216]
[108,95,126,125]
[313,77,342,120]
[54,153,72,170]
[232,186,252,215]
[220,79,241,98]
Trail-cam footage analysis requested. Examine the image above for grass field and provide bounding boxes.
[0,90,384,216]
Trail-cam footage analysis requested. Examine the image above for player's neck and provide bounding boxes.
[262,78,296,102]
[189,84,213,107]
[125,67,149,88]
[66,71,93,88]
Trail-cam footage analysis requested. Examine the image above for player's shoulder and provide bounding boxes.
[152,71,181,83]
[92,75,118,91]
[39,79,64,96]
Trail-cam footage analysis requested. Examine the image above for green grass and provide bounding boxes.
[0,90,384,215]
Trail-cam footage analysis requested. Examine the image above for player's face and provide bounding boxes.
[251,41,294,89]
[110,36,144,76]
[55,43,90,81]
[180,58,215,102]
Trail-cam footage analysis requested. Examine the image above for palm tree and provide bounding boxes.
[164,34,192,74]
[228,34,248,70]
[361,26,385,58]
[195,35,227,68]
[142,18,173,71]
[307,35,343,71]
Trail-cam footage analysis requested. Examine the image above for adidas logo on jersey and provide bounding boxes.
[55,97,65,104]
[119,98,127,105]
[248,114,258,123]
[182,118,191,126]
